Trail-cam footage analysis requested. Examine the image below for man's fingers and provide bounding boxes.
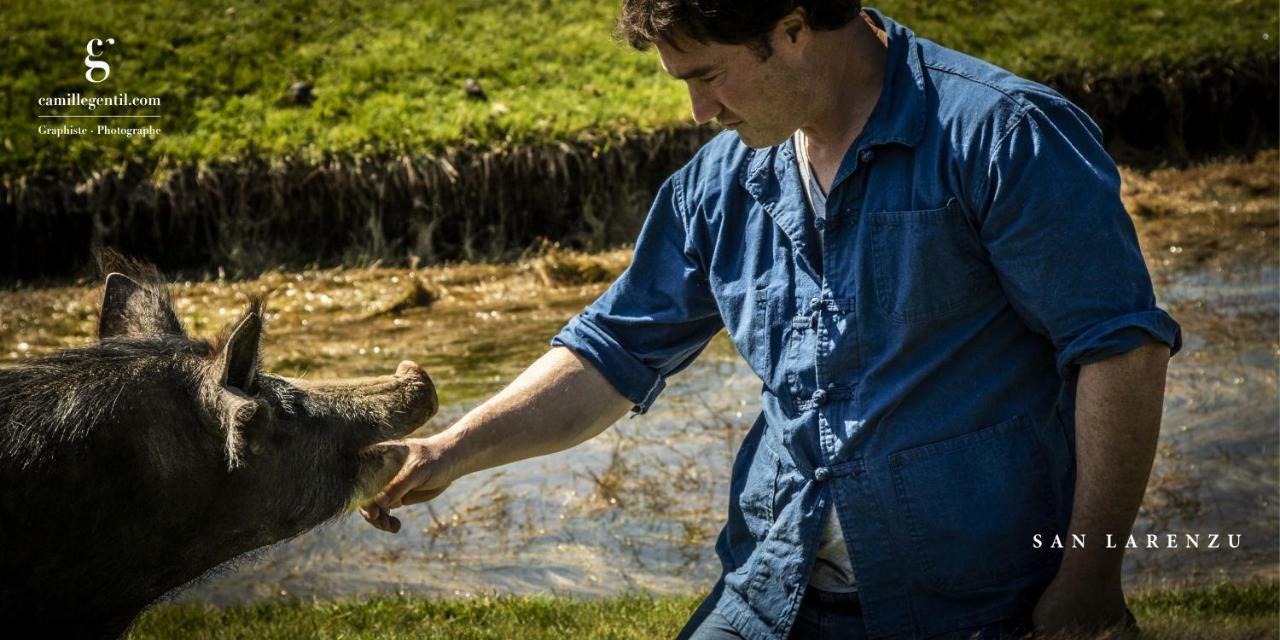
[360,504,388,530]
[374,511,400,534]
[359,503,402,534]
[373,456,427,510]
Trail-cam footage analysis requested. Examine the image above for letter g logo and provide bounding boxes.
[85,37,115,83]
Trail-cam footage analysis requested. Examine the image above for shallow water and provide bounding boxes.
[166,262,1275,605]
[1,153,1276,604]
[1128,263,1279,587]
[175,354,759,604]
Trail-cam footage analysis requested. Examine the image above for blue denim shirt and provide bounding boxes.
[552,9,1181,639]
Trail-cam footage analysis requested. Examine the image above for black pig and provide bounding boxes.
[0,266,437,638]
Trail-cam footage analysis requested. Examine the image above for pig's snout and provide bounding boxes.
[395,360,438,425]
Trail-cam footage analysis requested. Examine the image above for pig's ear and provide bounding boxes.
[212,304,262,392]
[216,389,261,471]
[98,272,184,339]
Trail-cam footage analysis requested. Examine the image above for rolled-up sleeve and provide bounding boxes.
[975,97,1182,374]
[551,174,724,414]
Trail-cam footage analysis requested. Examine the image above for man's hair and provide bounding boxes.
[616,0,863,59]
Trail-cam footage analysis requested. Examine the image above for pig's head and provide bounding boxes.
[0,266,437,636]
[90,270,437,557]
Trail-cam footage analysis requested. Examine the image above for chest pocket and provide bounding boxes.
[869,198,999,324]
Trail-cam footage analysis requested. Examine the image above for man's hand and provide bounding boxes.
[1032,573,1136,639]
[357,347,633,534]
[359,436,457,533]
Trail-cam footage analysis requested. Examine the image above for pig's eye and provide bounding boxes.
[248,401,274,428]
[257,375,300,418]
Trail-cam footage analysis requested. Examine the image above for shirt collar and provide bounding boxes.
[856,8,926,150]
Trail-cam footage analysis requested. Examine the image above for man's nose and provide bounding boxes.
[687,84,721,126]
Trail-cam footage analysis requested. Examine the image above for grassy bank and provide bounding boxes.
[2,1,1276,278]
[5,0,1276,174]
[125,581,1279,639]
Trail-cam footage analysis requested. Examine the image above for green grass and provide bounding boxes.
[1131,581,1280,639]
[3,0,1277,178]
[129,593,705,640]
[126,581,1278,639]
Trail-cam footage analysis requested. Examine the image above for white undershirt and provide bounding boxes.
[794,129,829,218]
[794,129,858,593]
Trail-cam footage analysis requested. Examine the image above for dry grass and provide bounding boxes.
[374,277,439,316]
[1123,149,1278,275]
[526,241,630,287]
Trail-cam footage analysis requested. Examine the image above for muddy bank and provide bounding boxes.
[1050,55,1279,165]
[2,55,1276,281]
[0,128,709,281]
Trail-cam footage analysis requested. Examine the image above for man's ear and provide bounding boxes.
[212,305,262,392]
[98,272,184,339]
[779,8,807,44]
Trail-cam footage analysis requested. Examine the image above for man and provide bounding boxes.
[361,2,1182,638]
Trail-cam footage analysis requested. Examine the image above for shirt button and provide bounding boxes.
[860,149,875,163]
[809,297,822,311]
[814,466,831,482]
[811,388,828,405]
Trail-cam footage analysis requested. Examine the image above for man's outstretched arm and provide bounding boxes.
[1033,340,1172,634]
[360,346,634,533]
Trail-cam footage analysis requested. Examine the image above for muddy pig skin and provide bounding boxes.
[0,266,437,639]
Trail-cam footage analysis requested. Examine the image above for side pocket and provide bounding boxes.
[889,415,1059,592]
[737,439,778,538]
[723,418,779,566]
[743,443,781,599]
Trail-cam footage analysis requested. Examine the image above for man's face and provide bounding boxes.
[656,25,807,149]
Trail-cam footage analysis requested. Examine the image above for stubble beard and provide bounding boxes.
[735,123,796,150]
